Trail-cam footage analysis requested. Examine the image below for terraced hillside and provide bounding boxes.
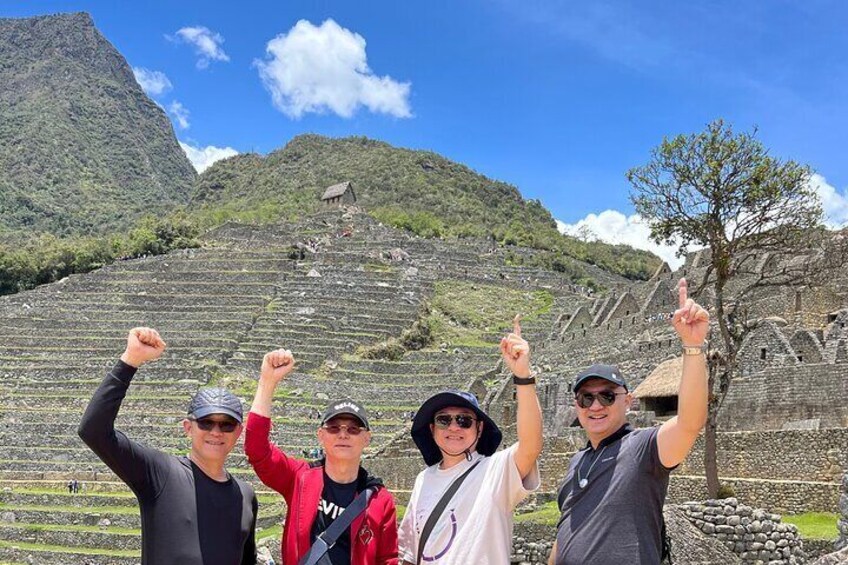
[0,206,845,563]
[0,207,588,563]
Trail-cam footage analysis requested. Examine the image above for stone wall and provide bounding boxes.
[669,476,840,515]
[837,472,848,551]
[678,429,848,482]
[719,364,848,431]
[511,522,554,565]
[679,498,805,564]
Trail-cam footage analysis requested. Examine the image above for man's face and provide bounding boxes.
[574,378,630,440]
[430,407,482,455]
[317,415,371,462]
[182,414,242,462]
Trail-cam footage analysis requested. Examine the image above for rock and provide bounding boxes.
[307,268,321,277]
[0,511,15,523]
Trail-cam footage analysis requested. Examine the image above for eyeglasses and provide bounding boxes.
[322,424,365,436]
[433,414,478,429]
[193,418,239,433]
[575,391,627,408]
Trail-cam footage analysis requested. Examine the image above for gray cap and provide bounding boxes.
[573,364,629,393]
[187,388,243,423]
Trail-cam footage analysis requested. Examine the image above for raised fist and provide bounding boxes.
[260,349,296,386]
[500,315,531,379]
[671,278,710,347]
[121,327,166,368]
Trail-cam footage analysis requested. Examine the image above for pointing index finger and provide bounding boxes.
[513,314,522,338]
[678,278,688,309]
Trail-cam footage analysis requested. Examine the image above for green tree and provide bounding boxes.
[628,119,846,497]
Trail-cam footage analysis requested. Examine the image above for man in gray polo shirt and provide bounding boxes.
[550,279,709,565]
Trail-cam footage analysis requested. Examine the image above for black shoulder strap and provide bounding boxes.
[416,461,481,565]
[298,486,376,565]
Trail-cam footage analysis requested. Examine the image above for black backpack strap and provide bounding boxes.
[416,461,481,565]
[298,486,377,565]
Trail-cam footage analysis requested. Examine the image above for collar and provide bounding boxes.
[584,423,633,451]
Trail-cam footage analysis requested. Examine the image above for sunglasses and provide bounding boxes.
[322,424,365,436]
[575,390,627,408]
[193,418,239,433]
[433,414,478,429]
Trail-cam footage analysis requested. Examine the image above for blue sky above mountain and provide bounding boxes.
[4,0,848,266]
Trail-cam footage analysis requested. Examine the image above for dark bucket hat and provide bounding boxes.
[411,390,502,466]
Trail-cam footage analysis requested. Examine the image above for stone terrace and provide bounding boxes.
[0,207,589,563]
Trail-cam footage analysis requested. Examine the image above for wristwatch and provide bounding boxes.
[682,342,708,356]
[513,374,537,385]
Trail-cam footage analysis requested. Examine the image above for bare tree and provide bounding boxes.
[628,119,847,497]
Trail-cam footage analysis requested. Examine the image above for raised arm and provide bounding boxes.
[244,349,305,498]
[657,278,709,468]
[500,315,543,479]
[77,328,167,493]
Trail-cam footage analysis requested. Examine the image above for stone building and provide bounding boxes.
[321,181,357,205]
[633,356,683,417]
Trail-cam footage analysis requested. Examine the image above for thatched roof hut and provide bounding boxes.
[634,356,683,416]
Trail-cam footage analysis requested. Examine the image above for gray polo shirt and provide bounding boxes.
[555,424,671,565]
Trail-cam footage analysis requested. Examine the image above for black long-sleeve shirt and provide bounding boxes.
[78,360,257,565]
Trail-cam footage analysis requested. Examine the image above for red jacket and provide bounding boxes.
[244,412,399,565]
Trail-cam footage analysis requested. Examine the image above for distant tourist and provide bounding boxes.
[245,349,399,565]
[550,279,709,565]
[398,316,543,564]
[78,328,257,565]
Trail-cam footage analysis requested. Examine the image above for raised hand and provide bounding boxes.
[500,315,531,378]
[121,327,166,368]
[671,278,710,347]
[260,349,296,386]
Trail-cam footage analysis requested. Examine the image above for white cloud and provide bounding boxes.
[179,141,238,173]
[255,19,412,119]
[132,67,172,97]
[171,26,230,69]
[168,101,190,129]
[810,173,848,229]
[557,211,685,269]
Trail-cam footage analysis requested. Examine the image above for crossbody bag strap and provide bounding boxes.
[416,461,481,565]
[297,486,376,565]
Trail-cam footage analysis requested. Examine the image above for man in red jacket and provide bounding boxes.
[245,348,398,565]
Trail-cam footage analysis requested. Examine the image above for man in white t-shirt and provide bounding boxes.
[399,316,543,564]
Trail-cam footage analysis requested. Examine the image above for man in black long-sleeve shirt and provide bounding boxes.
[78,327,258,565]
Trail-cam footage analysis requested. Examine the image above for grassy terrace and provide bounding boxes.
[427,280,554,347]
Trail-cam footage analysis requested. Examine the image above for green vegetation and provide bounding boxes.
[514,501,559,526]
[195,135,661,281]
[0,13,195,237]
[0,213,200,295]
[782,512,839,540]
[427,280,553,346]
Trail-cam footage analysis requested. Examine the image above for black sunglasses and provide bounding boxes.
[193,418,239,433]
[575,390,627,408]
[433,414,477,429]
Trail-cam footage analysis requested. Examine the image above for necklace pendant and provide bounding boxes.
[579,478,588,488]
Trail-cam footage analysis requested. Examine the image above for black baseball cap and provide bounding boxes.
[321,399,370,430]
[573,364,629,393]
[187,388,244,423]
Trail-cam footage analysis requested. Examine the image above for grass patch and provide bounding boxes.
[427,280,554,346]
[782,512,839,540]
[514,501,559,526]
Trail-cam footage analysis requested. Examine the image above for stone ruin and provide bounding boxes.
[0,205,845,563]
[678,498,805,564]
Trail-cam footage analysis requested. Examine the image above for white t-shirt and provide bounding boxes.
[398,443,541,564]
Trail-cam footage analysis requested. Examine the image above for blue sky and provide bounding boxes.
[4,1,848,265]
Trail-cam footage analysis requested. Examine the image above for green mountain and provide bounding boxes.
[194,134,661,280]
[0,12,195,237]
